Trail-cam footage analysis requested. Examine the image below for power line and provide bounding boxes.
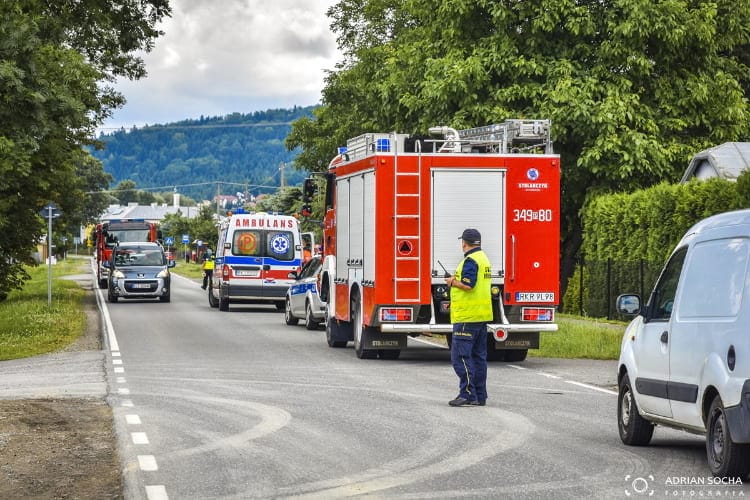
[84,180,292,196]
[95,121,296,133]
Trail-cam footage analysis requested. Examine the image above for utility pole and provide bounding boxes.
[280,161,286,188]
[40,202,61,308]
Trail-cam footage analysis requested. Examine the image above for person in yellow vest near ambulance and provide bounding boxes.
[444,228,493,407]
[201,249,214,290]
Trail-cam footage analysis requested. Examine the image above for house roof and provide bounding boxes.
[680,142,750,183]
[100,203,202,222]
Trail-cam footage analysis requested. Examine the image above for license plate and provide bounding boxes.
[132,283,152,289]
[235,270,260,277]
[515,292,555,303]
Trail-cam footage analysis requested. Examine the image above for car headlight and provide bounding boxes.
[156,269,170,279]
[112,270,125,279]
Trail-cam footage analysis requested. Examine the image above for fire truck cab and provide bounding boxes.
[305,119,560,360]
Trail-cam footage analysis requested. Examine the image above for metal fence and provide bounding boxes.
[562,258,665,320]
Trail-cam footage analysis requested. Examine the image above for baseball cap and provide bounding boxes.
[459,228,481,245]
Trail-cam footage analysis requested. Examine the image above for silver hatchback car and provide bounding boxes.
[284,255,325,330]
[106,242,175,303]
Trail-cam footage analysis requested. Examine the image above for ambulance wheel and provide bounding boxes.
[352,292,377,359]
[219,295,229,311]
[304,301,319,330]
[285,297,299,325]
[208,284,219,308]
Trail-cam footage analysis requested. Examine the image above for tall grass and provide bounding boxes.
[0,258,87,360]
[530,315,625,360]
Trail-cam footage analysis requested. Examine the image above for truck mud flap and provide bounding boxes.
[365,332,408,350]
[492,331,540,350]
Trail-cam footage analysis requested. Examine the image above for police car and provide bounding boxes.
[284,255,326,330]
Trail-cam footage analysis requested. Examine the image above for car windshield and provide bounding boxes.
[114,248,164,266]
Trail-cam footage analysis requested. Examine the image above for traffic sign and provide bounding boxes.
[181,234,190,244]
[165,236,174,246]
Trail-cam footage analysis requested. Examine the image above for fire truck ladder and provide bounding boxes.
[393,137,422,303]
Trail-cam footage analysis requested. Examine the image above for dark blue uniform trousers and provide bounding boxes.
[451,322,488,402]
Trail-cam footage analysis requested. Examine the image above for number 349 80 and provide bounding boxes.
[513,209,553,222]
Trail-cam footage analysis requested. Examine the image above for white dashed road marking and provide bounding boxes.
[145,484,169,500]
[138,455,159,472]
[126,414,142,425]
[131,432,149,445]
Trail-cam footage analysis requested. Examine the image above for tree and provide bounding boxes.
[0,1,170,299]
[287,0,750,289]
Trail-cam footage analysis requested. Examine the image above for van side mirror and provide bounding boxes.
[616,294,641,315]
[168,260,176,268]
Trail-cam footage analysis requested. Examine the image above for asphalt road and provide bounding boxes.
[4,269,745,499]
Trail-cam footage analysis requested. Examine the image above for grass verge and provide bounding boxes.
[0,258,87,361]
[530,314,625,360]
[172,261,204,281]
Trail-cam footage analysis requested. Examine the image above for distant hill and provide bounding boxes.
[90,106,315,202]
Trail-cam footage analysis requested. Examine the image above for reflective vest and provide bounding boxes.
[450,249,493,323]
[202,258,214,271]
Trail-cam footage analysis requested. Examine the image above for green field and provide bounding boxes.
[0,260,626,361]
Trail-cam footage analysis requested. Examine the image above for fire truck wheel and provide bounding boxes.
[503,349,527,362]
[378,350,401,360]
[352,292,377,359]
[304,302,319,330]
[285,297,299,325]
[486,337,505,361]
[325,311,348,348]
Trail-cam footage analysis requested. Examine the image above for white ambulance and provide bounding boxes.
[208,211,303,311]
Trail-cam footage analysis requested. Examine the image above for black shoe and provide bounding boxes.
[449,397,479,407]
[478,400,486,406]
[201,286,206,290]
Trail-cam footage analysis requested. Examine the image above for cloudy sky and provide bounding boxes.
[102,0,341,131]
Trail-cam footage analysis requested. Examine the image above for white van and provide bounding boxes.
[616,209,750,478]
[208,211,302,312]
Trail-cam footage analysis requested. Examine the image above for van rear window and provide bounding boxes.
[232,230,295,261]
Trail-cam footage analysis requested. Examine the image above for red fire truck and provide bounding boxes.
[94,220,160,288]
[303,119,560,361]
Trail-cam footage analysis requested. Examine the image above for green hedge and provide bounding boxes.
[562,174,750,316]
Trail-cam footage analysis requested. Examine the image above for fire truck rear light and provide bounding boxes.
[380,308,412,322]
[522,307,554,322]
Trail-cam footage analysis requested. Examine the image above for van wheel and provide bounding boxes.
[285,297,299,326]
[107,287,118,303]
[159,291,170,302]
[706,395,750,478]
[618,373,654,445]
[304,301,318,330]
[352,292,377,359]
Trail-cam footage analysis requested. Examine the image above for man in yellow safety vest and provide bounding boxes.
[444,228,493,407]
